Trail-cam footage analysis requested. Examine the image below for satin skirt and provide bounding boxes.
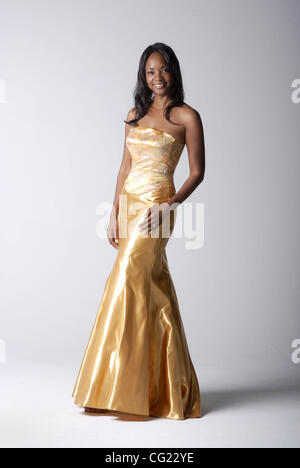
[72,184,201,420]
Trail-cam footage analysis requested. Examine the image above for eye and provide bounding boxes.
[147,68,169,75]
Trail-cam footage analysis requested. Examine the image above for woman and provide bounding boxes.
[72,42,205,420]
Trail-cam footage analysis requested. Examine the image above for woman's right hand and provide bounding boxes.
[106,211,119,249]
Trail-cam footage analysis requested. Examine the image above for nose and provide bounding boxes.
[154,70,163,79]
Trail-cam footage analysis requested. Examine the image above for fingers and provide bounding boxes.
[138,216,160,235]
[138,206,169,234]
[107,228,119,249]
[136,203,172,235]
[138,207,157,231]
[138,213,158,230]
[108,236,119,249]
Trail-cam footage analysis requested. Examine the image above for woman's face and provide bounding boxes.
[145,52,172,96]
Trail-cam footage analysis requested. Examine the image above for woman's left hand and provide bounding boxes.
[138,202,171,235]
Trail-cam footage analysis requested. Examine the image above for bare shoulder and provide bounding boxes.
[177,103,204,149]
[126,107,137,122]
[178,103,203,128]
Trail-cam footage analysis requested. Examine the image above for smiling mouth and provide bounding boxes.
[153,83,166,88]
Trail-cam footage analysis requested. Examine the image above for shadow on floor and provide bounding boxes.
[82,409,157,422]
[201,384,300,417]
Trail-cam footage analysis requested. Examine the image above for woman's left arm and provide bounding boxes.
[138,108,205,235]
[167,108,205,207]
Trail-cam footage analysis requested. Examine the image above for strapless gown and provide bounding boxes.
[72,126,201,420]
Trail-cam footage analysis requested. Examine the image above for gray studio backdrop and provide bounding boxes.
[1,0,299,387]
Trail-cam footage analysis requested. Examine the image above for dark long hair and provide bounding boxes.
[124,42,185,127]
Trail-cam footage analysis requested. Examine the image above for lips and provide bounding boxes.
[154,83,166,88]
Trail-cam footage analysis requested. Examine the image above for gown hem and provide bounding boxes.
[73,397,201,420]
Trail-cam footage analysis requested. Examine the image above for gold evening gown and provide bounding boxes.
[72,125,201,420]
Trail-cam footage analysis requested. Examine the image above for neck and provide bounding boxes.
[151,95,171,110]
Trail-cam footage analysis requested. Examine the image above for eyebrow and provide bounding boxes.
[148,65,168,69]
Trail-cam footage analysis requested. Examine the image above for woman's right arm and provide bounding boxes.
[107,108,135,249]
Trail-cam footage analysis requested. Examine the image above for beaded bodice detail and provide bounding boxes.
[123,126,185,203]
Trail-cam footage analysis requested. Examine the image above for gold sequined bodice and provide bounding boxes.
[123,126,185,203]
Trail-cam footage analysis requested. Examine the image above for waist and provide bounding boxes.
[131,160,175,176]
[123,169,175,203]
